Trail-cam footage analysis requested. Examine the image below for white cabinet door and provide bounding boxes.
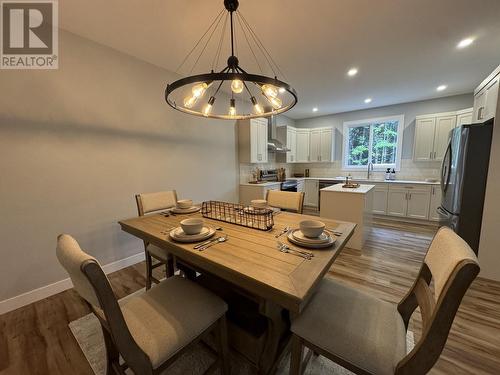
[433,115,456,161]
[407,190,431,219]
[304,179,319,207]
[257,119,268,163]
[309,129,321,162]
[473,90,487,122]
[429,185,442,221]
[286,127,297,163]
[484,76,499,121]
[320,128,333,162]
[296,179,305,193]
[456,109,473,126]
[387,189,407,217]
[414,118,436,161]
[249,121,259,163]
[372,186,388,215]
[296,129,310,162]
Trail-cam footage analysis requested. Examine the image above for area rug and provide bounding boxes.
[69,291,415,375]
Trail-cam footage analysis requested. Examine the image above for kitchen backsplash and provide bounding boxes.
[240,157,441,183]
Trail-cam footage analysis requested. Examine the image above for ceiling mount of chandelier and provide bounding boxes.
[165,0,297,120]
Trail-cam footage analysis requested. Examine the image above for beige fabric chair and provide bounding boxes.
[135,191,178,289]
[56,234,229,375]
[290,227,480,375]
[266,190,305,213]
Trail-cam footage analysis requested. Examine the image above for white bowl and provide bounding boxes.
[177,199,193,209]
[299,220,325,238]
[180,218,204,235]
[251,199,267,208]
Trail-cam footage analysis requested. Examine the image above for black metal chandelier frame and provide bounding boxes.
[165,0,298,120]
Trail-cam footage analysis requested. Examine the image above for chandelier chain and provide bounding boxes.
[212,13,229,71]
[189,10,226,74]
[236,12,263,74]
[175,8,224,74]
[237,10,287,80]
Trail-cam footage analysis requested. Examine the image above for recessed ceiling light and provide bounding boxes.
[364,98,372,104]
[278,87,286,93]
[347,68,358,77]
[457,37,474,49]
[436,85,447,92]
[312,107,319,112]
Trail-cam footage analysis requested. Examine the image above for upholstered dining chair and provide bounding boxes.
[135,191,177,289]
[289,227,480,375]
[56,234,230,375]
[266,190,305,214]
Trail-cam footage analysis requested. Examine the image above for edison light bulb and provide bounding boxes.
[191,82,208,98]
[228,99,236,117]
[251,96,264,114]
[261,84,278,98]
[266,95,282,109]
[203,96,215,117]
[231,79,244,94]
[183,95,197,108]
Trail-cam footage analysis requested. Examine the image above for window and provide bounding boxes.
[342,115,404,171]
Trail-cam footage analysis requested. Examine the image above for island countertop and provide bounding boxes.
[321,184,375,194]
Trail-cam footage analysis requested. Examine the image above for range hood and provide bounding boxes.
[267,115,290,153]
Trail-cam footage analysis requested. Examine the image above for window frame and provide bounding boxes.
[342,114,405,171]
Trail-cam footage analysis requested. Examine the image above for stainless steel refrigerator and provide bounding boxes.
[438,119,494,253]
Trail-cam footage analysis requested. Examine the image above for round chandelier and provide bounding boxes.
[165,0,297,120]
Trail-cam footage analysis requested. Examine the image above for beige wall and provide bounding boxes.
[0,31,238,302]
[479,90,500,281]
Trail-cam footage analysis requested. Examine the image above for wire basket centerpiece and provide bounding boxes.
[201,201,274,231]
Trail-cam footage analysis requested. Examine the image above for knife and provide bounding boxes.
[193,237,219,250]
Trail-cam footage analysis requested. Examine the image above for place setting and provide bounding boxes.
[168,217,228,251]
[161,199,201,216]
[286,220,337,249]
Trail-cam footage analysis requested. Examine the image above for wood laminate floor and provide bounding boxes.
[0,220,499,374]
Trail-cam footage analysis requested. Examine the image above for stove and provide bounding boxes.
[259,169,297,191]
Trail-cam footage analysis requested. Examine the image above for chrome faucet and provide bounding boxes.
[367,162,373,179]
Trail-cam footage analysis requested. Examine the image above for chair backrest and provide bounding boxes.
[56,234,102,308]
[395,227,480,374]
[266,190,305,213]
[135,190,178,216]
[56,234,151,373]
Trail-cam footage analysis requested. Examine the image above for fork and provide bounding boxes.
[199,235,228,251]
[277,241,314,258]
[275,226,291,238]
[277,242,313,260]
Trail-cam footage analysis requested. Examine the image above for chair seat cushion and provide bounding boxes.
[121,276,227,368]
[147,244,171,262]
[292,278,407,375]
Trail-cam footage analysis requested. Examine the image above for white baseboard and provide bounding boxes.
[0,252,145,316]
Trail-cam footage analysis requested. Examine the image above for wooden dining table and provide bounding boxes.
[119,209,355,374]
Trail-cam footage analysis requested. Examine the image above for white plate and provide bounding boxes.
[291,229,330,244]
[169,226,215,243]
[171,206,201,214]
[287,230,336,249]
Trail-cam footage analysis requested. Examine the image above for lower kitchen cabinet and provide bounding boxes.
[304,179,319,207]
[387,185,431,219]
[428,185,442,221]
[372,184,389,215]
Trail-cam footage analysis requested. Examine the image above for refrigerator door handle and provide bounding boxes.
[441,142,452,194]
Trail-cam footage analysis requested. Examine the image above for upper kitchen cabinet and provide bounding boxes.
[295,129,310,162]
[310,127,334,162]
[238,118,268,163]
[456,108,473,126]
[414,111,457,162]
[286,127,297,163]
[473,65,499,122]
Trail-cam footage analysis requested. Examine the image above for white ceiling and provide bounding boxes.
[59,0,500,119]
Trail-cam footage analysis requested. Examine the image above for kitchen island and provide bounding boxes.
[320,184,375,250]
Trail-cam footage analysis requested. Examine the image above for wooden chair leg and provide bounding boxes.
[102,325,122,375]
[290,334,303,375]
[217,315,230,375]
[145,252,153,290]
